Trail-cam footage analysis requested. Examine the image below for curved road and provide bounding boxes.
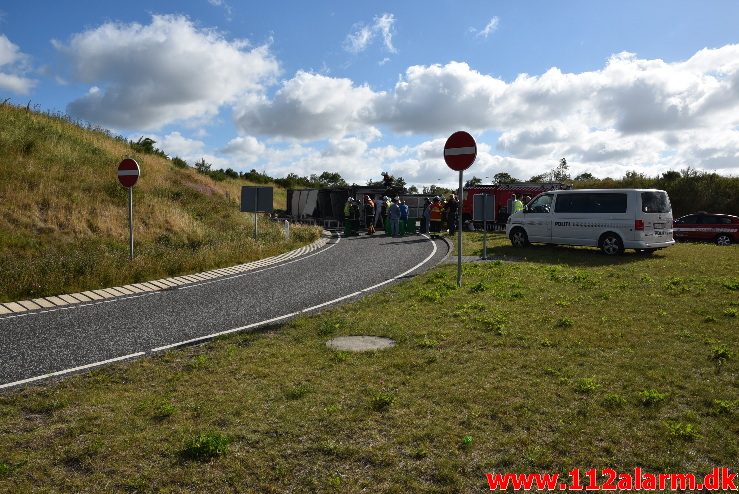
[0,233,449,389]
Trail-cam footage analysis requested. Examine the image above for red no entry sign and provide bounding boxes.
[117,158,140,187]
[444,131,477,171]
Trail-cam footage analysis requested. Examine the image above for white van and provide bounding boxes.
[506,189,674,255]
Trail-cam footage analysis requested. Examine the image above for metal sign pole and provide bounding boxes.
[254,189,258,241]
[128,186,134,260]
[457,170,463,288]
[482,194,487,260]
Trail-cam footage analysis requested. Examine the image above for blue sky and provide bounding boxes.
[2,1,739,187]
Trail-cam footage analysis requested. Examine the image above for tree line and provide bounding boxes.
[465,158,738,216]
[134,139,737,217]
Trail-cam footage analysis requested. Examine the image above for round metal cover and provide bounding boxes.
[326,336,396,352]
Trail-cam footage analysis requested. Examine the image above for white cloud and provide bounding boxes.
[159,131,206,160]
[208,0,232,17]
[321,137,368,158]
[344,25,373,54]
[343,13,396,54]
[0,34,35,94]
[471,17,500,39]
[220,135,267,165]
[224,44,739,183]
[375,13,396,53]
[378,62,507,134]
[54,14,279,129]
[0,35,22,66]
[234,70,381,140]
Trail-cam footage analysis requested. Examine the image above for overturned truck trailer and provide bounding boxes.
[287,187,428,228]
[286,188,349,226]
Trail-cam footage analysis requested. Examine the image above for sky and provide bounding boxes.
[2,1,739,188]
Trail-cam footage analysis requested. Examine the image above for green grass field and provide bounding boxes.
[0,235,736,493]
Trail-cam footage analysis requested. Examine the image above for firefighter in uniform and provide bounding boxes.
[429,196,444,236]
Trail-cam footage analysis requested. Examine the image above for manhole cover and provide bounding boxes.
[326,336,396,352]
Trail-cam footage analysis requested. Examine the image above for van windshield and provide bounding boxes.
[641,192,671,213]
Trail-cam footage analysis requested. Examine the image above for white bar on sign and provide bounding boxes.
[118,170,139,176]
[444,146,476,156]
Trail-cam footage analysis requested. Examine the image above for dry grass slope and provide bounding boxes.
[0,104,319,302]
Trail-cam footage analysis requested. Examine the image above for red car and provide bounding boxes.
[673,212,739,246]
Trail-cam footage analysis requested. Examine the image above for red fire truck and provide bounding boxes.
[461,182,571,227]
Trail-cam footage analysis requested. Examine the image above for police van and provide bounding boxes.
[506,189,674,255]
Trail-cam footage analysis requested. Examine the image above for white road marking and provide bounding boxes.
[152,235,438,353]
[0,352,145,390]
[0,234,440,389]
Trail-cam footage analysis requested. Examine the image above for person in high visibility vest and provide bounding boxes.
[429,196,444,236]
[511,194,524,214]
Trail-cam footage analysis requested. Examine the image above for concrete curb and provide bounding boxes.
[0,232,334,316]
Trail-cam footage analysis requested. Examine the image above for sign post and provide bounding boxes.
[117,158,140,260]
[483,194,488,259]
[443,131,477,288]
[241,186,274,240]
[474,193,494,260]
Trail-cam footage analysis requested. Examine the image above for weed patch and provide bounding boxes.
[556,317,574,329]
[664,421,700,441]
[710,343,733,364]
[284,384,311,400]
[602,393,627,409]
[182,432,230,461]
[721,278,739,291]
[574,377,600,394]
[710,399,737,416]
[639,389,668,407]
[370,391,395,412]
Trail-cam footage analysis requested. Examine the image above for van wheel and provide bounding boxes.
[599,233,624,255]
[716,234,732,246]
[509,228,529,248]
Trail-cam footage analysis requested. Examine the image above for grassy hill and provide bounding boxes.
[0,104,321,302]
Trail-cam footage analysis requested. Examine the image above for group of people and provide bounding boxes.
[344,192,533,237]
[343,195,413,237]
[420,194,460,236]
[344,194,460,238]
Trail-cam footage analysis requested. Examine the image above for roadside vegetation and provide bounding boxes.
[0,235,735,493]
[0,104,321,302]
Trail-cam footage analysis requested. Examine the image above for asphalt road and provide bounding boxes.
[0,232,449,389]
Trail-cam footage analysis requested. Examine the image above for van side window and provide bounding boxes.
[641,192,671,213]
[528,194,553,213]
[555,193,627,213]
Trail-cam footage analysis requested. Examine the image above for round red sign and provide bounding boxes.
[117,158,140,187]
[443,131,477,171]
